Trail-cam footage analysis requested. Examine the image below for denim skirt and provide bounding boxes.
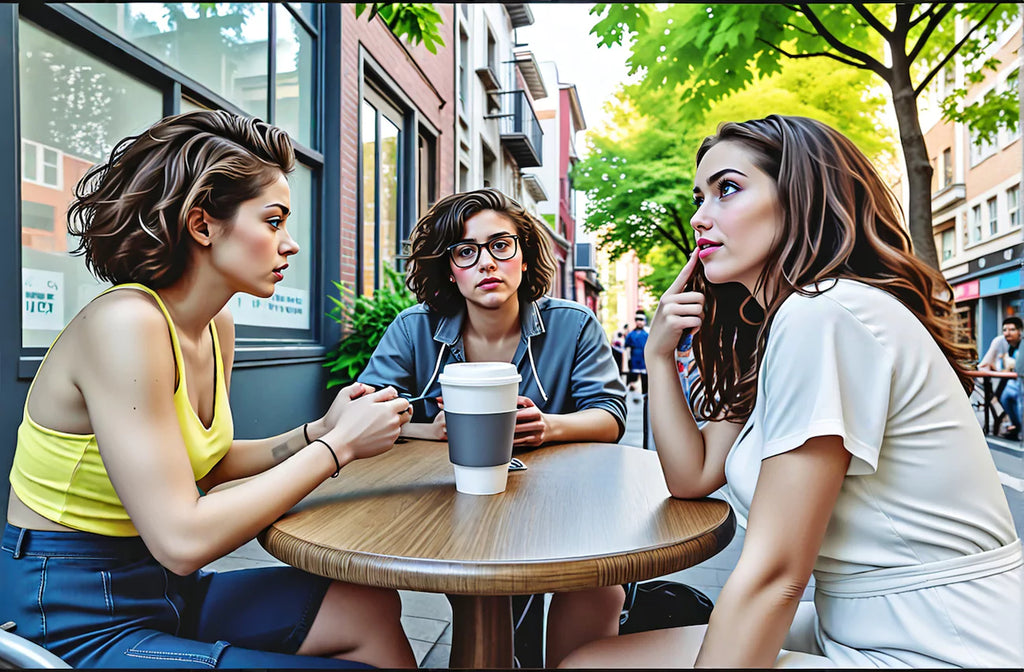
[1,524,371,668]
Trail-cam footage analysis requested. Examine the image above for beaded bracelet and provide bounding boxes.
[311,438,341,478]
[303,422,311,444]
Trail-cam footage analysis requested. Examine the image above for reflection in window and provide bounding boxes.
[72,3,270,120]
[360,95,403,295]
[19,19,161,347]
[941,228,954,262]
[361,101,377,295]
[275,4,314,147]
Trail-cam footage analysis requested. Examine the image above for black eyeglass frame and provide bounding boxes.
[446,234,520,268]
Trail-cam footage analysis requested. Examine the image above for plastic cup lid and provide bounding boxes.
[438,362,522,386]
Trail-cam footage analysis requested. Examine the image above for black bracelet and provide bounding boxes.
[303,422,311,444]
[311,438,341,478]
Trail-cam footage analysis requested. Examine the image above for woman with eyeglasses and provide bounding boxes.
[358,188,627,667]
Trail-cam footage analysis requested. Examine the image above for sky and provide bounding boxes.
[516,3,635,151]
[516,4,637,240]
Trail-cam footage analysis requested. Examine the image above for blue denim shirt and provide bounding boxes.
[358,297,627,438]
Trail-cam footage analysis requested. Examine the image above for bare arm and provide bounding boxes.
[695,435,850,667]
[78,298,409,575]
[647,255,741,498]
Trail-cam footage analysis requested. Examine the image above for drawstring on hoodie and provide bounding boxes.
[417,337,548,404]
[418,343,448,401]
[526,336,548,403]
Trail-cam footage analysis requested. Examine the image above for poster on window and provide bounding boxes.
[22,268,64,331]
[231,286,309,329]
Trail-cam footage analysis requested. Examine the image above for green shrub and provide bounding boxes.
[323,265,417,389]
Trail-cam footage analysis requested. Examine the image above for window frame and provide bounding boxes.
[10,2,339,378]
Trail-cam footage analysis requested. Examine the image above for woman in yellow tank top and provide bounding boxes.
[1,110,415,669]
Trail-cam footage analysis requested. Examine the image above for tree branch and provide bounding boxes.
[762,38,869,69]
[797,4,889,77]
[851,3,892,40]
[907,3,954,69]
[647,210,691,256]
[913,4,998,97]
[908,3,938,30]
[663,204,694,254]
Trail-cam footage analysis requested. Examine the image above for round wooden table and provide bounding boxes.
[259,439,735,668]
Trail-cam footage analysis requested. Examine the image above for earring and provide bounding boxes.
[449,275,455,283]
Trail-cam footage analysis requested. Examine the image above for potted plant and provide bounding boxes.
[323,265,416,389]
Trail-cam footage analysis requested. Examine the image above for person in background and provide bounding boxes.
[611,329,627,382]
[979,315,1022,440]
[561,115,1021,668]
[2,110,415,669]
[624,311,650,399]
[358,188,627,667]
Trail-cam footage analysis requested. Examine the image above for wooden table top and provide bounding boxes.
[259,439,735,595]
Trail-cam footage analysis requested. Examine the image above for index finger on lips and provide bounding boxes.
[666,253,698,295]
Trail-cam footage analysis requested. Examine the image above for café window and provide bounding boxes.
[360,87,404,295]
[19,18,162,348]
[20,4,323,350]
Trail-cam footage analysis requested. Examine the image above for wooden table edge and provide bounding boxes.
[259,502,736,595]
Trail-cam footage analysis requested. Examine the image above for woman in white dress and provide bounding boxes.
[561,115,1022,668]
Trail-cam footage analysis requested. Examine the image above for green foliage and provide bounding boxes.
[588,3,1021,270]
[355,3,445,53]
[323,266,417,390]
[573,54,890,269]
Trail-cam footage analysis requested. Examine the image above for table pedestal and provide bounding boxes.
[448,595,514,668]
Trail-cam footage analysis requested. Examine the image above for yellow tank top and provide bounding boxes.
[9,283,233,536]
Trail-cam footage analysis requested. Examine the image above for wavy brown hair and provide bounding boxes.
[68,110,295,289]
[404,188,557,315]
[689,115,974,422]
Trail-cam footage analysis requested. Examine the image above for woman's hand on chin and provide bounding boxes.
[650,254,704,359]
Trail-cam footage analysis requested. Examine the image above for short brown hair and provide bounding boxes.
[405,189,557,315]
[68,110,295,288]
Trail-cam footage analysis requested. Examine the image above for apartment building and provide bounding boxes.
[922,18,1024,355]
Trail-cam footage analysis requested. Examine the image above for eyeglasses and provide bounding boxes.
[446,235,519,268]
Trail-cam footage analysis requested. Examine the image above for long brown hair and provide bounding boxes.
[690,115,974,422]
[405,188,557,315]
[68,110,295,289]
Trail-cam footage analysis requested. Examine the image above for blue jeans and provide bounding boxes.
[1000,378,1022,432]
[0,524,371,668]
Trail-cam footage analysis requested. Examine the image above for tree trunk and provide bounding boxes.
[888,58,940,270]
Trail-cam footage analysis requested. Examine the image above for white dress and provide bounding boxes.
[722,279,1023,668]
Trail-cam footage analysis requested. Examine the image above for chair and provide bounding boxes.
[0,623,70,668]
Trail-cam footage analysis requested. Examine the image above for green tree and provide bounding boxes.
[590,2,1020,270]
[574,55,891,266]
[355,3,445,53]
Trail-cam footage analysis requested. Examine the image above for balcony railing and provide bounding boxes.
[488,90,542,168]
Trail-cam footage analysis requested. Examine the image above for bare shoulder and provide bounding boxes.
[72,289,175,380]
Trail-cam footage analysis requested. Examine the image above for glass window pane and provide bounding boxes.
[181,96,208,113]
[288,3,317,26]
[19,19,162,348]
[71,3,269,119]
[229,163,312,330]
[275,4,314,147]
[361,101,377,296]
[379,115,400,282]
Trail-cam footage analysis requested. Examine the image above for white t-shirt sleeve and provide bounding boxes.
[759,293,894,476]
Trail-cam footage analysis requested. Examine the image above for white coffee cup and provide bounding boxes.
[437,362,521,495]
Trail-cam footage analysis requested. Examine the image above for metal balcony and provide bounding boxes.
[487,90,543,168]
